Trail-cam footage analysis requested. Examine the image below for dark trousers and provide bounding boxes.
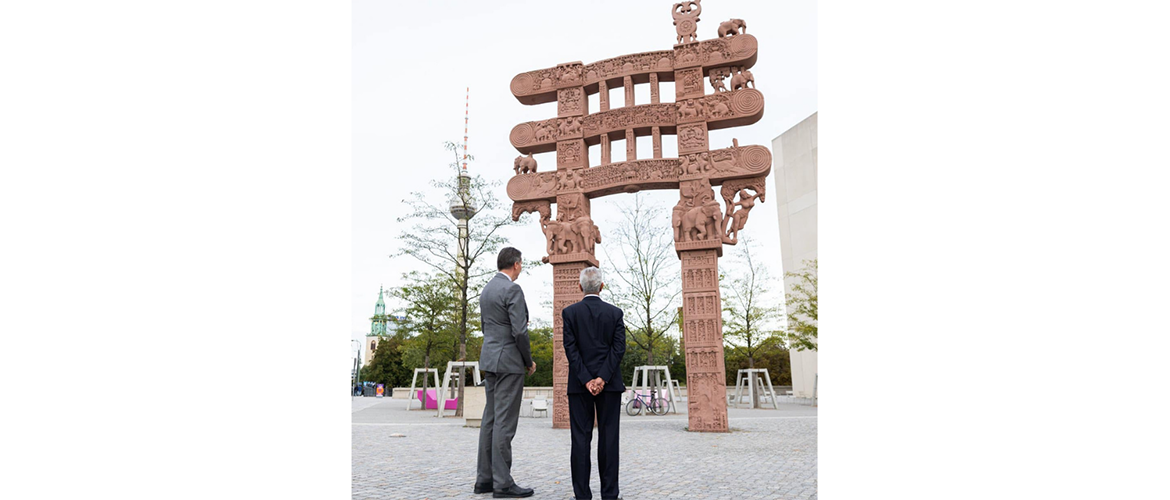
[477,371,524,490]
[568,391,620,500]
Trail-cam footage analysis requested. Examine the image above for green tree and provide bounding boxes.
[363,332,411,388]
[390,271,459,404]
[526,323,555,387]
[602,193,681,365]
[785,259,818,351]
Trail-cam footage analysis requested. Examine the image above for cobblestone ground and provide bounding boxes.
[353,396,816,500]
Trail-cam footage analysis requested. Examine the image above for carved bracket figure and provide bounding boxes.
[511,200,551,222]
[513,153,538,175]
[672,0,702,44]
[718,18,746,38]
[720,177,766,244]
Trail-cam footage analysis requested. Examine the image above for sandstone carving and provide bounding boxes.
[672,0,702,44]
[513,153,537,175]
[730,66,755,90]
[511,200,551,222]
[506,1,772,432]
[709,68,728,93]
[719,177,766,243]
[718,18,746,38]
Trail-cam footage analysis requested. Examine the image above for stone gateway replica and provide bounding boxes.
[506,0,771,433]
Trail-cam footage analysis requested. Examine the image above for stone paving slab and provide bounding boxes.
[352,397,816,500]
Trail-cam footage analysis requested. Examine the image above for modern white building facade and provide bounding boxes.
[773,112,818,399]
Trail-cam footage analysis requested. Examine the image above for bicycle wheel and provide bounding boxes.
[626,398,643,416]
[650,396,669,416]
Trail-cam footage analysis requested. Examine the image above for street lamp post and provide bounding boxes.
[351,339,362,397]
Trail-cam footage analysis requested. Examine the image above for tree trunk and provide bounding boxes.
[748,355,759,408]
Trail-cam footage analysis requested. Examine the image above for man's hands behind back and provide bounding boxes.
[586,377,605,395]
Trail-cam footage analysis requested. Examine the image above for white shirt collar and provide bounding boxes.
[497,271,512,282]
[584,293,600,298]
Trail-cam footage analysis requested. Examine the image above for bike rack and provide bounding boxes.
[630,365,684,414]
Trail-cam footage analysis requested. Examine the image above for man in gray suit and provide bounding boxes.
[475,247,536,498]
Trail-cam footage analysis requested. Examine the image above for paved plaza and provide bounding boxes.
[352,396,817,500]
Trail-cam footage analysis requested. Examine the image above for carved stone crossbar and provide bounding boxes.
[510,89,766,154]
[507,144,772,202]
[509,35,759,105]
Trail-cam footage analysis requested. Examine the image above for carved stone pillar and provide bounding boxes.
[650,73,660,104]
[624,76,634,107]
[601,133,611,165]
[626,129,636,161]
[652,126,662,159]
[599,80,609,112]
[680,248,729,432]
[551,69,592,429]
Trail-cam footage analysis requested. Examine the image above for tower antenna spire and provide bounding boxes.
[462,87,469,172]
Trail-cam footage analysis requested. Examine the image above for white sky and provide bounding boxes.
[352,0,816,354]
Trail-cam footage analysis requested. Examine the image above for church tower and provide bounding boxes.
[365,286,391,366]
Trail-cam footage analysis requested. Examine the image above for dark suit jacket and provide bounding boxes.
[562,295,626,394]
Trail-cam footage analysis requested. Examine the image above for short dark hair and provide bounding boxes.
[497,247,522,270]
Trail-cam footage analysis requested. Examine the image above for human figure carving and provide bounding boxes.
[709,69,727,93]
[722,189,761,243]
[718,18,747,38]
[672,0,702,44]
[513,153,538,175]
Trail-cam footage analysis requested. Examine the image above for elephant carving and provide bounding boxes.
[571,216,601,255]
[730,67,755,90]
[514,153,537,174]
[542,218,578,255]
[677,199,722,241]
[708,101,730,118]
[718,18,746,38]
[534,122,554,142]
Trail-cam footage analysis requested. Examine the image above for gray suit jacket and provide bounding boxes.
[478,273,532,374]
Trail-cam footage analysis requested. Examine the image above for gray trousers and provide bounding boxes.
[476,371,525,489]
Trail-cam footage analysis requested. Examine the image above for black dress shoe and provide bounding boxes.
[473,482,492,494]
[492,484,534,498]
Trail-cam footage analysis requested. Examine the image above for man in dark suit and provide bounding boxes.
[475,247,536,498]
[562,266,626,500]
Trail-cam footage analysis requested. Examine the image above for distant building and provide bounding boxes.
[364,286,401,366]
[772,112,818,399]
